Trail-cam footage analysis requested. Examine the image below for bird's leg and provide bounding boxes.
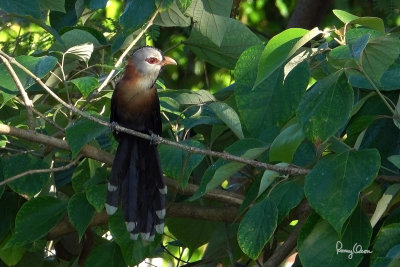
[148,130,159,145]
[110,121,119,134]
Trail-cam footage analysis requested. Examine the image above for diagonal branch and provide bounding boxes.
[0,55,35,130]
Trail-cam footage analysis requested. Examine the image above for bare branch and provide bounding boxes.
[0,55,35,129]
[0,155,82,186]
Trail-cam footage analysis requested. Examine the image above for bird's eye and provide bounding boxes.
[145,57,159,64]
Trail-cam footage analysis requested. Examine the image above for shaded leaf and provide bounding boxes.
[209,102,244,139]
[297,71,354,142]
[155,1,190,27]
[70,76,98,97]
[237,197,278,259]
[0,0,41,18]
[85,241,125,267]
[68,192,95,241]
[66,117,108,157]
[86,184,107,213]
[120,0,155,33]
[5,196,67,248]
[372,223,400,264]
[305,149,380,233]
[298,205,372,266]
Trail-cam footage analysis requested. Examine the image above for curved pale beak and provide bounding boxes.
[161,56,177,66]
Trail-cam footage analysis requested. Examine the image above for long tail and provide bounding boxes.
[105,134,166,241]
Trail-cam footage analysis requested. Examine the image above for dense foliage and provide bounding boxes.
[0,0,400,266]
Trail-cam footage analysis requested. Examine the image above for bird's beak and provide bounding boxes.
[161,56,177,66]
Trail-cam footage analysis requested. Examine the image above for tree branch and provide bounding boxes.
[0,55,35,129]
[263,201,312,267]
[48,204,238,240]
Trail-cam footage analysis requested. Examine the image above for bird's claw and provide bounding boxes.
[110,122,118,134]
[149,131,159,145]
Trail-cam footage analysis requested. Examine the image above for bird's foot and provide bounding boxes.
[110,121,119,134]
[149,130,159,145]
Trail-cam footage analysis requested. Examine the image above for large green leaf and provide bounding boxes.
[40,0,65,12]
[108,210,160,265]
[86,183,107,213]
[154,1,190,27]
[371,223,400,266]
[298,206,372,266]
[65,117,108,157]
[3,154,48,196]
[209,102,244,139]
[235,45,309,141]
[85,241,125,267]
[185,0,233,46]
[237,197,278,259]
[70,76,98,97]
[0,0,41,18]
[5,196,67,248]
[361,35,400,83]
[297,71,354,142]
[269,180,304,223]
[269,122,305,163]
[158,140,205,188]
[305,149,380,233]
[190,138,267,201]
[68,192,95,241]
[186,18,262,69]
[0,55,58,105]
[253,27,320,89]
[120,0,155,33]
[166,218,221,251]
[349,64,400,91]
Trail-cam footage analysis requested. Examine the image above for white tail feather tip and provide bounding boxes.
[107,182,118,192]
[156,209,166,219]
[159,186,168,195]
[155,223,164,234]
[105,203,117,215]
[130,233,139,240]
[125,221,136,232]
[141,232,150,241]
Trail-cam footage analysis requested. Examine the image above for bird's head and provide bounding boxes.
[130,46,176,80]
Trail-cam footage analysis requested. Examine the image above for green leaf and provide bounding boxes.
[297,71,354,142]
[160,89,216,105]
[350,33,370,60]
[0,192,20,244]
[0,245,25,266]
[237,197,278,259]
[120,0,155,33]
[186,18,262,69]
[361,35,400,83]
[3,154,48,196]
[70,76,99,97]
[305,149,380,233]
[185,0,233,46]
[158,140,205,188]
[5,196,67,248]
[253,27,320,90]
[0,56,58,105]
[51,29,101,51]
[166,218,221,251]
[108,210,160,265]
[0,0,41,18]
[86,0,108,10]
[209,102,244,139]
[269,122,305,162]
[370,184,400,227]
[350,17,385,33]
[85,241,125,267]
[235,44,309,140]
[86,184,107,213]
[39,0,65,12]
[154,1,191,27]
[68,192,95,241]
[66,117,108,157]
[177,0,192,12]
[257,163,289,197]
[388,155,400,169]
[333,9,359,23]
[348,64,400,91]
[190,139,267,200]
[372,223,400,264]
[64,43,94,65]
[269,180,304,223]
[298,205,372,266]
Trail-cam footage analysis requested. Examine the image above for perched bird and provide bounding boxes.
[105,46,176,241]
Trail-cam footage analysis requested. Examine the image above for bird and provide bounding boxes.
[105,46,176,241]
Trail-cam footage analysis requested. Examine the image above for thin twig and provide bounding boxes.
[79,1,164,111]
[0,155,82,186]
[0,55,35,129]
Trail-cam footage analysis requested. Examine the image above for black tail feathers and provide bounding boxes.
[105,134,166,241]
